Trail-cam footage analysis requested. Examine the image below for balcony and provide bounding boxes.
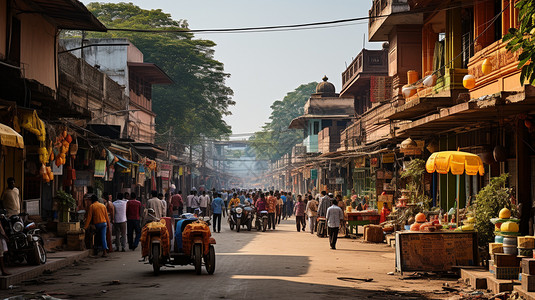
[340,49,389,98]
[368,0,422,41]
[467,39,523,100]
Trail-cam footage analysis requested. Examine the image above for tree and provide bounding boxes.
[249,82,317,161]
[82,3,234,145]
[503,0,535,85]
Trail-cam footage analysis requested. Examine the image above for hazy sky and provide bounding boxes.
[81,0,379,135]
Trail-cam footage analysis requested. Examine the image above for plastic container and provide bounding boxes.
[503,244,518,255]
[407,70,418,84]
[504,236,518,246]
[404,225,411,231]
[495,235,504,243]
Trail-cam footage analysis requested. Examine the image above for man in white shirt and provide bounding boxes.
[146,190,165,220]
[199,191,210,216]
[157,193,167,217]
[112,192,128,252]
[186,191,195,213]
[191,191,200,214]
[325,199,344,250]
[1,177,20,217]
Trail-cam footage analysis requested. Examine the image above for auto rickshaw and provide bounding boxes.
[140,210,216,275]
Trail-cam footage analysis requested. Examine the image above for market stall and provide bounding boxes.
[347,210,380,235]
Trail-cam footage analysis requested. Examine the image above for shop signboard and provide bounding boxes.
[355,156,366,168]
[382,153,395,164]
[335,177,344,184]
[370,157,379,167]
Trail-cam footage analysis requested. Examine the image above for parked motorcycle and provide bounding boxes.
[255,210,269,232]
[228,204,252,232]
[0,211,47,265]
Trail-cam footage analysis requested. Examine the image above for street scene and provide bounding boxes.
[0,0,535,299]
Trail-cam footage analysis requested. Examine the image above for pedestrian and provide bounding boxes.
[239,191,246,204]
[112,193,127,252]
[281,192,287,220]
[325,199,344,250]
[305,194,318,234]
[170,191,183,217]
[1,177,20,217]
[294,195,306,232]
[199,191,210,216]
[0,221,10,275]
[266,191,277,230]
[287,192,294,218]
[158,193,167,217]
[85,195,110,257]
[317,191,330,218]
[211,193,225,233]
[276,193,283,224]
[186,191,194,213]
[191,191,200,215]
[146,190,165,220]
[126,192,142,251]
[336,195,348,237]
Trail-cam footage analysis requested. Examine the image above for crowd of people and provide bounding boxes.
[83,186,370,256]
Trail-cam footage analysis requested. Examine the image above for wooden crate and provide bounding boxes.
[363,225,384,243]
[66,230,85,251]
[58,222,80,236]
[522,273,535,292]
[523,259,535,275]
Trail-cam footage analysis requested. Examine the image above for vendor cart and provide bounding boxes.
[347,210,380,235]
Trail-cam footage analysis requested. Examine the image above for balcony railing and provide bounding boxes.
[369,0,407,27]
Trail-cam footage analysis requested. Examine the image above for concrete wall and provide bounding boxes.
[18,1,57,91]
[61,38,130,93]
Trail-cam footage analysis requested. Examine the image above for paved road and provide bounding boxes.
[0,219,454,299]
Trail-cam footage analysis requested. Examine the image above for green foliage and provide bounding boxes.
[401,159,431,209]
[503,0,535,85]
[82,3,234,144]
[55,190,77,211]
[472,173,516,247]
[248,82,317,161]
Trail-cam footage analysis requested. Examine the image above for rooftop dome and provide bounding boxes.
[315,76,335,94]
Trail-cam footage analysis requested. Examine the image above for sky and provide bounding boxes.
[81,0,379,136]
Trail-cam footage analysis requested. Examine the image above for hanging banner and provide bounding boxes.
[382,153,395,164]
[310,169,318,180]
[179,166,184,176]
[94,160,106,178]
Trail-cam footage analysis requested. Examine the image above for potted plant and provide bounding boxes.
[400,159,432,210]
[55,190,77,223]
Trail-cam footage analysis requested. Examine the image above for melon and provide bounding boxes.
[499,207,511,219]
[410,223,421,231]
[415,213,426,223]
[501,221,519,233]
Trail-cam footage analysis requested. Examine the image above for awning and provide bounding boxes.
[30,0,107,32]
[288,114,353,129]
[127,62,173,84]
[0,123,24,148]
[116,155,139,166]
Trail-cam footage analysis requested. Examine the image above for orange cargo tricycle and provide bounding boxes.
[140,210,216,276]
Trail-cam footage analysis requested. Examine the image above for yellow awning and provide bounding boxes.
[0,123,24,148]
[426,151,484,176]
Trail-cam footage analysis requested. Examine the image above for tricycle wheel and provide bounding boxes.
[236,218,241,232]
[204,245,215,275]
[152,244,160,276]
[194,244,202,275]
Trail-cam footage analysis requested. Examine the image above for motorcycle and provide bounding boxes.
[0,211,47,265]
[141,209,216,276]
[255,209,269,232]
[228,204,252,232]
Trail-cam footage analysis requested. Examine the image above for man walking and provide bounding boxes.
[126,192,141,251]
[1,177,20,216]
[146,190,165,220]
[186,191,195,213]
[211,193,225,233]
[112,193,128,252]
[199,191,210,216]
[325,199,344,250]
[191,191,200,214]
[170,191,183,217]
[85,195,110,257]
[317,191,331,218]
[306,194,318,234]
[266,191,277,230]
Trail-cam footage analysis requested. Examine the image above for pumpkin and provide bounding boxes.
[419,222,433,231]
[465,217,475,224]
[415,213,426,223]
[410,223,421,231]
[501,221,519,233]
[499,207,511,219]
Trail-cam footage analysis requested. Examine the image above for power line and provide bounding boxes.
[104,0,491,35]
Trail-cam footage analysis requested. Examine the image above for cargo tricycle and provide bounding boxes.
[140,210,216,275]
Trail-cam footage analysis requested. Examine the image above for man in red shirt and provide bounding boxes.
[266,191,278,230]
[170,191,183,217]
[126,192,142,251]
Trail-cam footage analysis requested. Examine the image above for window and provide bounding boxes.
[7,17,21,65]
[313,121,320,135]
